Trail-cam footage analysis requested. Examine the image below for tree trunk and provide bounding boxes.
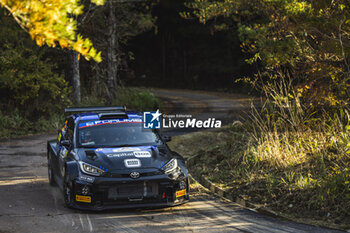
[71,50,81,104]
[162,32,166,80]
[107,0,117,105]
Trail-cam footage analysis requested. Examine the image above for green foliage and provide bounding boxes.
[79,87,161,112]
[0,0,104,62]
[187,0,350,106]
[0,110,65,138]
[113,88,161,111]
[0,11,71,119]
[183,0,350,225]
[78,1,156,97]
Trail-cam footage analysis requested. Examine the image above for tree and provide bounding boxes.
[187,0,350,106]
[0,10,70,117]
[0,0,105,62]
[80,0,156,103]
[70,0,105,104]
[107,0,118,104]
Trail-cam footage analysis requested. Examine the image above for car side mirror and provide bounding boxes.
[163,136,172,142]
[61,140,71,148]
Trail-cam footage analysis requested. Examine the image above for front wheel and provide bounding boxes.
[63,170,74,208]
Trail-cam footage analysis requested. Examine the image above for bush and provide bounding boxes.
[0,10,71,119]
[80,87,161,111]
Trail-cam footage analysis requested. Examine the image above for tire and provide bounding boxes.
[63,169,74,208]
[47,152,56,186]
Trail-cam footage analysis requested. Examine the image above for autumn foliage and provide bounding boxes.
[0,0,104,62]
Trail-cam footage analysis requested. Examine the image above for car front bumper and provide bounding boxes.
[69,172,189,211]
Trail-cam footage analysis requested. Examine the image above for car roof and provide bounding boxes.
[76,111,142,122]
[64,106,142,123]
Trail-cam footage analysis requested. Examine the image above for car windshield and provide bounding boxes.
[77,119,161,148]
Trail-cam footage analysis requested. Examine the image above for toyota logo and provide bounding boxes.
[130,171,140,179]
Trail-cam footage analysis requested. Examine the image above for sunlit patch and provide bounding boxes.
[0,176,47,186]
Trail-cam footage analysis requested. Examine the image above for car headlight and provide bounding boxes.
[79,161,105,176]
[162,158,178,174]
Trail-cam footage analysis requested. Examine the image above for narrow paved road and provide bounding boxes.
[0,89,343,233]
[154,89,257,136]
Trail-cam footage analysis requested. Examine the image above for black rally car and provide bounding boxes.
[47,106,189,210]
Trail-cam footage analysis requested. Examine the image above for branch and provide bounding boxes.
[0,1,28,32]
[338,18,350,75]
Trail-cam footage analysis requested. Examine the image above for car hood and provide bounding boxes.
[77,145,172,172]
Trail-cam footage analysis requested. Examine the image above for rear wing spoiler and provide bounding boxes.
[65,106,126,113]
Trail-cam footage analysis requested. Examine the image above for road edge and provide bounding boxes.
[186,154,350,232]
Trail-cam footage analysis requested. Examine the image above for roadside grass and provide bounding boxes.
[0,87,161,139]
[112,87,162,111]
[170,118,350,228]
[0,110,64,139]
[80,87,161,111]
[169,82,350,228]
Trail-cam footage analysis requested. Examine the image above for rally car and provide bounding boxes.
[47,106,189,210]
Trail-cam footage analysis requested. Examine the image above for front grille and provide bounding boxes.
[107,182,158,200]
[105,170,163,178]
[90,180,174,206]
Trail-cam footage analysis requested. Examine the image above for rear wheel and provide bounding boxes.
[63,169,74,208]
[47,152,56,186]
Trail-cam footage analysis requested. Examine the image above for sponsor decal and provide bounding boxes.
[124,158,141,168]
[112,147,141,152]
[59,147,68,158]
[95,146,152,153]
[107,152,134,158]
[133,151,151,158]
[176,189,187,198]
[143,110,161,129]
[78,118,142,129]
[103,147,152,158]
[106,151,151,158]
[80,175,95,183]
[76,195,91,203]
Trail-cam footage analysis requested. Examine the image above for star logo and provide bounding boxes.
[143,110,162,129]
[151,109,161,122]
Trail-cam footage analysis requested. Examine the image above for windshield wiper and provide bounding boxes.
[80,145,98,148]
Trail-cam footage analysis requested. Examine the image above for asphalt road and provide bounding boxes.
[0,89,344,233]
[155,89,256,136]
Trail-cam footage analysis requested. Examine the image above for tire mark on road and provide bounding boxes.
[86,214,93,232]
[79,214,85,231]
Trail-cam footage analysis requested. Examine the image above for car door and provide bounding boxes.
[51,119,67,177]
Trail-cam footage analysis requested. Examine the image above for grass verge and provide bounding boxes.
[168,78,350,229]
[169,122,350,229]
